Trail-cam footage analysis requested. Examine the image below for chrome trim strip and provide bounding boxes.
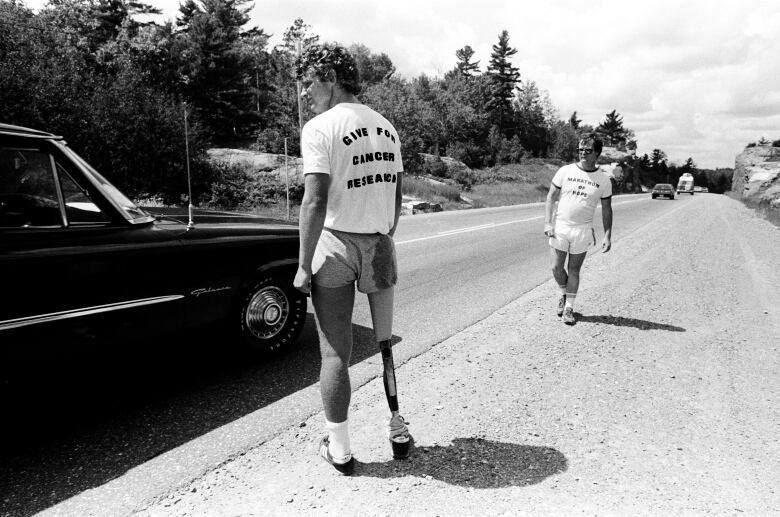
[0,295,184,331]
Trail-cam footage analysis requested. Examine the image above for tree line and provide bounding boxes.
[0,0,730,203]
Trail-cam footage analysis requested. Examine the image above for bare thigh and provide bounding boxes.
[311,283,356,362]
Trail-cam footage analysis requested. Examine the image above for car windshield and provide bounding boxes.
[58,143,151,222]
[655,184,671,189]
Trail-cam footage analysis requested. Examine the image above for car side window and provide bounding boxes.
[57,162,110,225]
[0,147,63,228]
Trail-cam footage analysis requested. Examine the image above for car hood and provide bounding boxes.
[142,207,299,235]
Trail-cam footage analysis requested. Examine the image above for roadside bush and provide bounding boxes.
[447,141,487,169]
[422,156,450,178]
[452,168,476,190]
[773,139,780,147]
[204,161,304,210]
[205,161,254,209]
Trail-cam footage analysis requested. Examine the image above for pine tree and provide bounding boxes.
[568,111,581,129]
[175,0,258,142]
[596,109,626,146]
[485,30,519,136]
[454,45,480,76]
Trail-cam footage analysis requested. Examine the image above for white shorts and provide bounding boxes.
[549,225,595,255]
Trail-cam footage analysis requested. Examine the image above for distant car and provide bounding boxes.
[0,123,307,359]
[701,187,709,193]
[693,186,703,193]
[651,183,675,199]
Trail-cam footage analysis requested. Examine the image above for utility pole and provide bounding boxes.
[295,40,304,138]
[183,102,194,230]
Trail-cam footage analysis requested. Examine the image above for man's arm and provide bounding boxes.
[389,171,403,237]
[293,173,329,293]
[601,196,613,252]
[544,183,560,236]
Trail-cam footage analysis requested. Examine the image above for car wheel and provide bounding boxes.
[652,195,657,199]
[238,273,307,356]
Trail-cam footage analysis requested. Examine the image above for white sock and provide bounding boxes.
[325,419,351,462]
[565,294,576,309]
[558,284,567,295]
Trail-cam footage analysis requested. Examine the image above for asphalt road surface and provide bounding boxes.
[132,192,780,516]
[0,193,712,516]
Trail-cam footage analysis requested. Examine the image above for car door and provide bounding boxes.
[0,142,184,359]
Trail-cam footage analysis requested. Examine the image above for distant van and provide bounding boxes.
[677,173,694,195]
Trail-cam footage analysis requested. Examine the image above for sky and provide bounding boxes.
[26,0,780,169]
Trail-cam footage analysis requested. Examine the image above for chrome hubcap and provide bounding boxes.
[245,286,288,339]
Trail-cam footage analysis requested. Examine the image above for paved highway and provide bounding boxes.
[1,193,689,517]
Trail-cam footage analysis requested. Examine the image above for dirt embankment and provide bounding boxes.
[134,194,779,516]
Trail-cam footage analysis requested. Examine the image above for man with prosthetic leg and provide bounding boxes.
[293,44,410,476]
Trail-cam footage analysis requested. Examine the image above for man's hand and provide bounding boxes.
[293,266,312,294]
[601,236,612,253]
[544,223,555,238]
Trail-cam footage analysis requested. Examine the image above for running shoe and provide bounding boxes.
[388,414,412,459]
[562,307,576,325]
[318,436,354,475]
[556,295,566,317]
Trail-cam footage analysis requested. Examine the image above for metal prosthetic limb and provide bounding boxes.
[379,339,410,459]
[379,339,399,412]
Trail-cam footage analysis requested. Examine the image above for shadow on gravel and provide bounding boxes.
[0,316,397,517]
[354,437,567,488]
[577,314,686,332]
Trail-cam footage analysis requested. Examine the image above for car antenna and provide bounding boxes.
[184,102,194,229]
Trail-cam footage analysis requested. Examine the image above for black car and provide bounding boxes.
[0,123,306,359]
[651,183,675,199]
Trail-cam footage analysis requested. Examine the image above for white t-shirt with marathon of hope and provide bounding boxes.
[301,103,403,234]
[551,163,613,227]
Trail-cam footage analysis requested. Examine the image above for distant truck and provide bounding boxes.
[677,173,695,195]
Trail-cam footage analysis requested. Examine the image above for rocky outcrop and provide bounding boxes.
[732,145,780,215]
[207,148,304,181]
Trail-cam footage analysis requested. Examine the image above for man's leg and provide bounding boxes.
[550,247,569,287]
[312,282,355,461]
[550,248,569,315]
[563,251,587,324]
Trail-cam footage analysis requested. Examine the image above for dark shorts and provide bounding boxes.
[312,228,398,293]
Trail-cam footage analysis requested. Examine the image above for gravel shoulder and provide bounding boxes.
[69,195,780,516]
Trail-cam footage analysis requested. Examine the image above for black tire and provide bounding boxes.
[238,273,307,356]
[652,195,657,199]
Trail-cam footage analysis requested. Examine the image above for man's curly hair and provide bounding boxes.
[579,133,604,154]
[295,43,361,95]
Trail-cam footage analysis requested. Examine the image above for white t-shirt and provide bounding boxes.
[301,103,403,234]
[551,163,613,227]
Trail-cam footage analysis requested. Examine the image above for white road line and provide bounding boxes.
[396,216,542,245]
[395,197,648,246]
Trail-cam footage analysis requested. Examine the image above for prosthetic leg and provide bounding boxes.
[379,339,411,459]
